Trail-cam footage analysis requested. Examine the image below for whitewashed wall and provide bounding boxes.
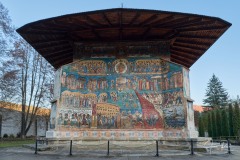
[0,108,48,137]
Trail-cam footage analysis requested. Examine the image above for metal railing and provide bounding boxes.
[34,138,233,156]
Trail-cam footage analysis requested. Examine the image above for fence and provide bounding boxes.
[34,138,233,156]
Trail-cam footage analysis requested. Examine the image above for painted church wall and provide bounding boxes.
[47,56,195,139]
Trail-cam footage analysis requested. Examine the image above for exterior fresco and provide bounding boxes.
[56,58,186,132]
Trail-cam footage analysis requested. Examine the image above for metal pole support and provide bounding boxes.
[190,139,194,155]
[227,138,231,154]
[155,140,159,157]
[69,140,73,156]
[107,140,110,156]
[34,139,38,154]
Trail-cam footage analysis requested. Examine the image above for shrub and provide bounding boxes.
[9,134,15,138]
[3,134,8,138]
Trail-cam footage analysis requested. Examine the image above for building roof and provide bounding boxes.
[0,101,50,116]
[16,8,231,69]
[193,105,212,113]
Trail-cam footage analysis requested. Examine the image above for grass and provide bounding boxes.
[0,139,35,148]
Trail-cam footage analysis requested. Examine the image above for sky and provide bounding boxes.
[1,0,239,105]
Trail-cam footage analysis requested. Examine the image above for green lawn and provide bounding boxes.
[0,139,34,148]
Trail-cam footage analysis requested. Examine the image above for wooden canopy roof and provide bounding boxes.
[16,8,231,69]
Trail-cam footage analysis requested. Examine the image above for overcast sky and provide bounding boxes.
[1,0,239,105]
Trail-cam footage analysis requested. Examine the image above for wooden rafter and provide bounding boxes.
[44,48,73,57]
[157,17,190,28]
[149,15,175,27]
[171,57,191,68]
[85,15,102,26]
[173,42,206,51]
[16,8,231,69]
[175,39,212,46]
[178,25,227,32]
[36,43,70,50]
[102,13,113,26]
[171,48,199,58]
[129,12,141,26]
[139,14,158,26]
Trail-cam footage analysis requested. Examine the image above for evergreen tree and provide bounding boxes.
[216,109,222,137]
[198,115,204,137]
[221,109,229,137]
[208,112,213,137]
[203,74,228,108]
[233,102,240,136]
[229,104,234,136]
[211,111,217,138]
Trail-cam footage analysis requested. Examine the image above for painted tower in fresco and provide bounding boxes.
[17,9,231,140]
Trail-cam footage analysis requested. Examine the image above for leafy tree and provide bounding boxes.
[203,74,228,108]
[221,109,229,137]
[233,102,240,136]
[207,112,213,137]
[216,109,222,137]
[229,104,234,136]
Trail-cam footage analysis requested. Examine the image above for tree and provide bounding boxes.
[8,39,54,138]
[0,2,16,102]
[216,109,222,137]
[221,109,229,137]
[0,2,54,138]
[228,104,234,136]
[203,74,228,108]
[233,102,240,136]
[198,115,204,137]
[211,111,217,137]
[207,112,213,137]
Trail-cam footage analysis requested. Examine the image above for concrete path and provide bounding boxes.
[0,145,239,160]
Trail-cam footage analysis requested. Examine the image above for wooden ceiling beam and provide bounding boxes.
[178,34,217,40]
[156,17,190,28]
[129,12,141,26]
[102,13,113,26]
[85,15,102,27]
[171,53,195,64]
[44,48,73,57]
[70,17,93,29]
[173,42,206,51]
[53,57,72,68]
[178,25,227,32]
[147,15,175,27]
[36,43,70,50]
[142,27,152,39]
[175,20,217,30]
[172,17,202,29]
[47,52,72,60]
[139,14,158,26]
[171,57,191,68]
[175,39,212,46]
[91,29,102,40]
[31,39,68,46]
[171,48,200,58]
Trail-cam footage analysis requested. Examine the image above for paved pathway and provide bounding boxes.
[0,145,240,160]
